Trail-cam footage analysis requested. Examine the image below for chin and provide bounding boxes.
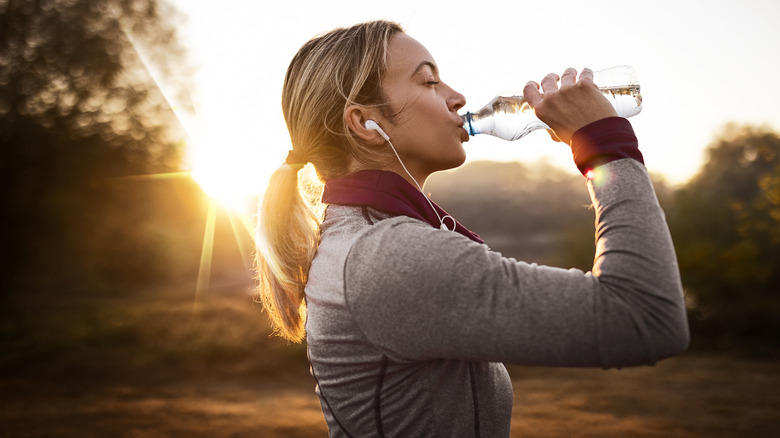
[451,145,468,167]
[435,149,467,173]
[451,154,467,169]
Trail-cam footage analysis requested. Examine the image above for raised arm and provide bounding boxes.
[344,156,689,368]
[343,68,688,367]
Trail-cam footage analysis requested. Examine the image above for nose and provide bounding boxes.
[446,83,466,112]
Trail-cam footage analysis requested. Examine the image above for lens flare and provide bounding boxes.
[116,10,261,301]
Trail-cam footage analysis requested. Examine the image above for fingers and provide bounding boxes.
[546,129,563,143]
[561,68,577,86]
[578,67,594,84]
[525,67,593,109]
[523,81,542,108]
[523,66,615,145]
[540,72,560,94]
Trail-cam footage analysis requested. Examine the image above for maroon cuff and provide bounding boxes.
[570,117,644,176]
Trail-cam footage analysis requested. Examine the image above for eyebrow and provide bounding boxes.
[412,61,438,77]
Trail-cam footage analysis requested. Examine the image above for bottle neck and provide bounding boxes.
[462,111,495,136]
[461,94,545,141]
[462,112,477,136]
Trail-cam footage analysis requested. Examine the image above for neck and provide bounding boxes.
[389,161,430,191]
[346,155,430,194]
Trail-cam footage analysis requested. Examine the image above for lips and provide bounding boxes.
[460,127,470,142]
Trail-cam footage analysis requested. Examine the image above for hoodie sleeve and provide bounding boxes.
[343,158,689,368]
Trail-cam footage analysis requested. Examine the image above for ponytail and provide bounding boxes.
[256,20,403,342]
[255,163,320,342]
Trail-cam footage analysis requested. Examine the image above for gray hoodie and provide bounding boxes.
[304,159,690,437]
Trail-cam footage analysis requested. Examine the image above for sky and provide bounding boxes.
[162,0,780,202]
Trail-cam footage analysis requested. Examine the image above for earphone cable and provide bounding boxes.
[385,138,447,229]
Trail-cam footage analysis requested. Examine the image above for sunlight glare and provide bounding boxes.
[194,199,217,314]
[117,6,274,216]
[188,133,269,213]
[116,7,275,305]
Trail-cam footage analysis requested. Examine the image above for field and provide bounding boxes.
[1,283,778,437]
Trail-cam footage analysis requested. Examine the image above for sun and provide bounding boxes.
[186,126,278,215]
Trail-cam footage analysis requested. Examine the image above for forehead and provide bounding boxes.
[384,33,437,78]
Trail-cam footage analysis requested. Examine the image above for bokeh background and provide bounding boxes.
[1,0,779,436]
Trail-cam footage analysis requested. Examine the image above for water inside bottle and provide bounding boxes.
[490,85,642,138]
[598,84,642,117]
[491,95,548,140]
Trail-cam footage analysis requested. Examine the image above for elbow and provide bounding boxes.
[653,307,691,361]
[635,269,690,362]
[598,274,691,367]
[621,285,691,365]
[600,299,691,368]
[656,325,690,361]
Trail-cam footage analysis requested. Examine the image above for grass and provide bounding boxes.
[1,282,778,437]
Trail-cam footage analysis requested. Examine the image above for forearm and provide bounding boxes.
[586,159,690,365]
[571,118,689,364]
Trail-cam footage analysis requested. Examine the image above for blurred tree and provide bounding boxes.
[669,124,780,345]
[428,161,675,272]
[427,160,595,269]
[0,0,194,294]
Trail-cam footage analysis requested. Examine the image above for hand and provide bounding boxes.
[523,68,617,144]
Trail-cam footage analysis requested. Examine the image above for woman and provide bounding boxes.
[256,20,689,437]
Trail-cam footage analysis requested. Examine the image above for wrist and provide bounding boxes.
[570,117,644,176]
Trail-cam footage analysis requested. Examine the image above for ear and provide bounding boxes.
[345,105,386,144]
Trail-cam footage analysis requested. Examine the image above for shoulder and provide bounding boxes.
[341,215,495,342]
[344,215,489,284]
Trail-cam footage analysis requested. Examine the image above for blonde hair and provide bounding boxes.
[256,21,404,342]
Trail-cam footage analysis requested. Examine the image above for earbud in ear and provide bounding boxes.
[365,119,390,141]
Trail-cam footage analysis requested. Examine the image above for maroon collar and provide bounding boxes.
[322,170,483,244]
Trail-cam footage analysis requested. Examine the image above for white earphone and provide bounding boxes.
[363,120,455,232]
[364,119,390,141]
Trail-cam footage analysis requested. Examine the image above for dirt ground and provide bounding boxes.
[1,286,778,437]
[2,352,778,437]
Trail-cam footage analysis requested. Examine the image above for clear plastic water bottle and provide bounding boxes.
[461,65,642,141]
